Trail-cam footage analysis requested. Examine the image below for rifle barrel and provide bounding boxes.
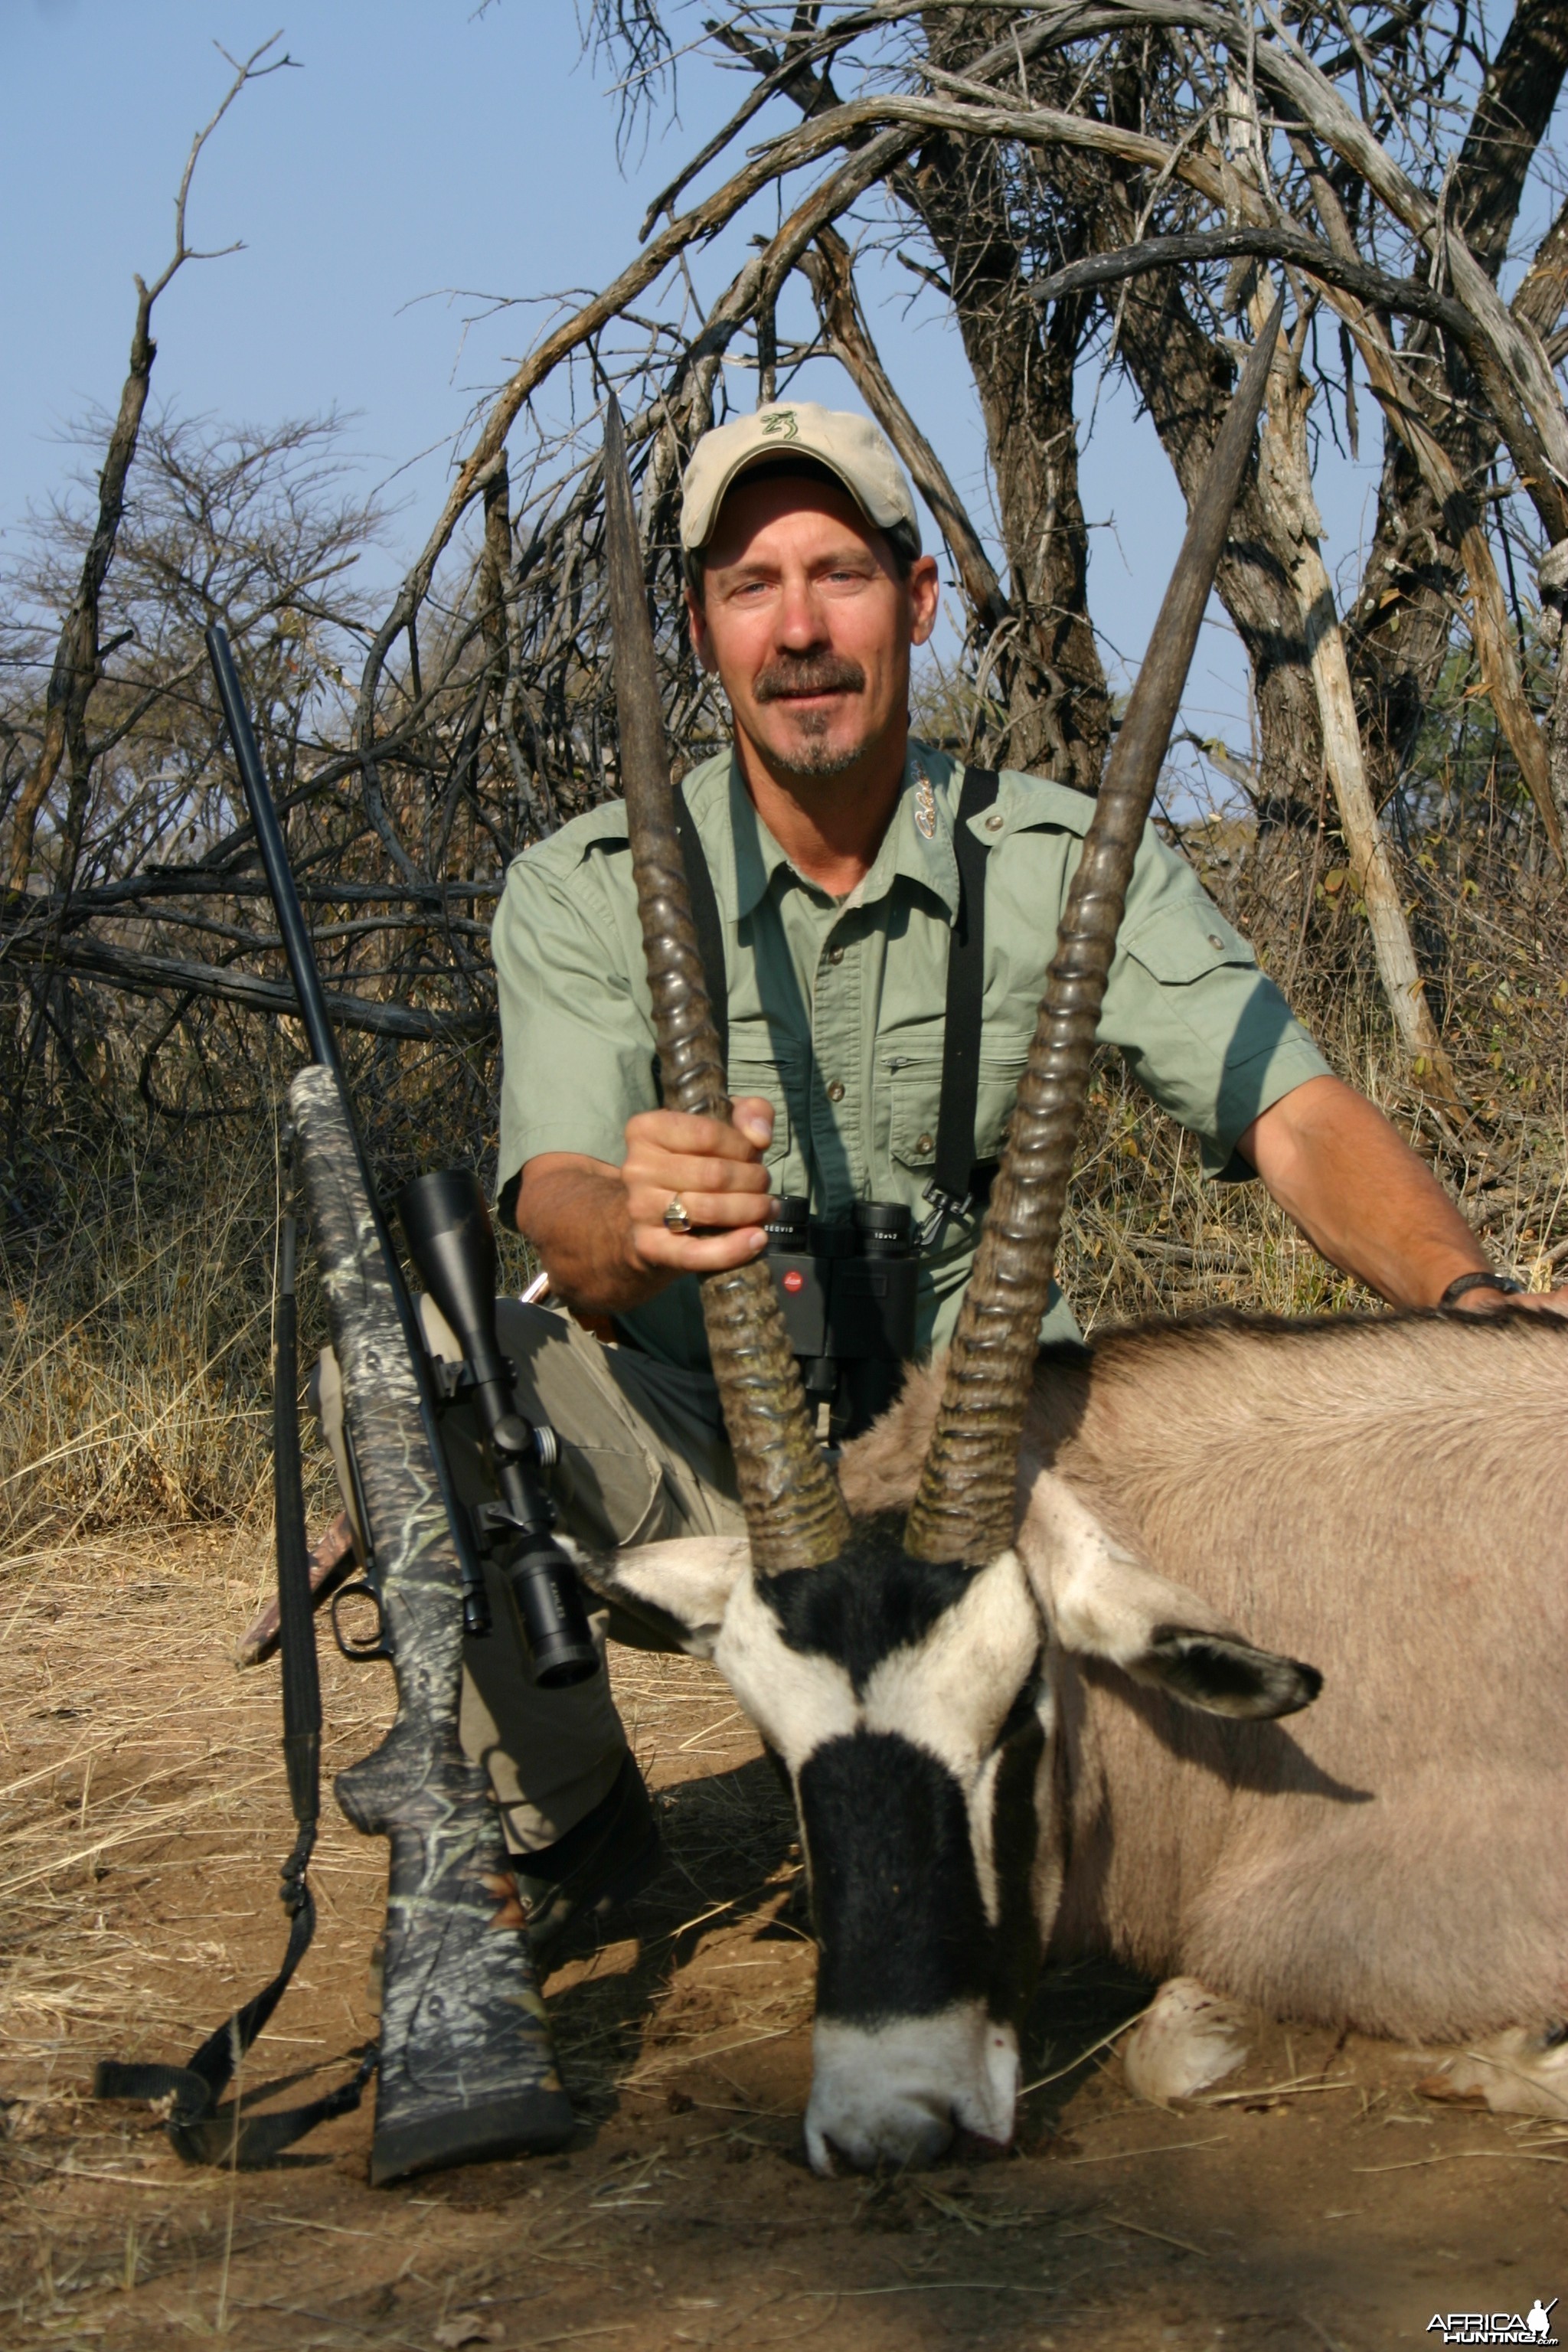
[204,622,492,1639]
[206,624,347,1082]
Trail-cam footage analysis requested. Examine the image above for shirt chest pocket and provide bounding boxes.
[887,1054,1029,1171]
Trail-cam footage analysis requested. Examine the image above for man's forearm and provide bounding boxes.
[1237,1075,1485,1310]
[517,1158,675,1319]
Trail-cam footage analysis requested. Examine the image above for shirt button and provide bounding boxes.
[1207,932,1224,949]
[916,1132,934,1155]
[826,1080,845,1102]
[985,812,1004,831]
[825,943,844,965]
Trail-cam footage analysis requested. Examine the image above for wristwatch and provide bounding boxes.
[1439,1269,1527,1308]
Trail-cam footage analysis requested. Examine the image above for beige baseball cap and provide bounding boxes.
[680,400,920,559]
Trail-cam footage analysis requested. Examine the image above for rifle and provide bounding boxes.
[97,622,591,2184]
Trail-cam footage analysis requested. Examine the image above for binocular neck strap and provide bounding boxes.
[929,766,999,1218]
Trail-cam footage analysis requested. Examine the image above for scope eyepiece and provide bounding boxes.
[505,1540,599,1689]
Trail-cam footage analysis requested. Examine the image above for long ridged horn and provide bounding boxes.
[600,392,849,1572]
[906,299,1285,1566]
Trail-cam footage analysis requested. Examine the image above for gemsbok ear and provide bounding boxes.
[1129,1627,1322,1721]
[574,1535,753,1660]
[1018,1473,1323,1723]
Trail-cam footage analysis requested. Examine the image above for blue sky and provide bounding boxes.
[1,0,1402,784]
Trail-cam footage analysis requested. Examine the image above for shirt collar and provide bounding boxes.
[685,740,963,924]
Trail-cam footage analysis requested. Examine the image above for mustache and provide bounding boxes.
[752,653,867,703]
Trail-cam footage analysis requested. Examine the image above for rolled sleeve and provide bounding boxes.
[492,836,655,1192]
[1101,827,1331,1177]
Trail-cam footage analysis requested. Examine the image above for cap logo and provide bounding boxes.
[762,410,799,440]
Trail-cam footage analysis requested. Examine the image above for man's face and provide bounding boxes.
[687,473,939,783]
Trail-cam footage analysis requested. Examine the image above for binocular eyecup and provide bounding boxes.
[764,1197,915,1259]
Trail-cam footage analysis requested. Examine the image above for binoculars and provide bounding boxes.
[763,1197,920,1445]
[398,1170,598,1689]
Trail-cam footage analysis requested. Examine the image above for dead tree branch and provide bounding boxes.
[2,34,294,896]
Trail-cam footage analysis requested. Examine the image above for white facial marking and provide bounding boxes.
[598,1543,1049,2175]
[967,1746,1004,1925]
[805,2007,1019,2175]
[1021,1475,1228,1664]
[713,1572,858,1770]
[592,1534,752,1659]
[861,1550,1039,1776]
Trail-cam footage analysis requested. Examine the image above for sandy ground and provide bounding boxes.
[2,1524,1563,2352]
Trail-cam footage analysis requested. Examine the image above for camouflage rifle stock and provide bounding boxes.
[289,1069,573,2182]
[206,623,574,2184]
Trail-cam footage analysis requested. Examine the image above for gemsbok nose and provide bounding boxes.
[804,2010,1020,2174]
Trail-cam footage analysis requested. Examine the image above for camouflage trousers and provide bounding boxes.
[315,1297,743,1849]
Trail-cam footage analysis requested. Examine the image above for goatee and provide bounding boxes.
[769,737,866,779]
[752,651,868,779]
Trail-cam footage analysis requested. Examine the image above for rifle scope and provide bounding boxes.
[398,1170,599,1688]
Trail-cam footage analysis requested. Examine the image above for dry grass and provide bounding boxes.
[1055,811,1568,1334]
[0,1134,288,1548]
[0,1118,542,1550]
[3,1524,1565,2352]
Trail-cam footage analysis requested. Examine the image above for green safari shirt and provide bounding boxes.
[493,742,1329,1370]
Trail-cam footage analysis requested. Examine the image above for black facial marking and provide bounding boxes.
[801,1729,991,2023]
[988,1693,1048,2024]
[762,1515,972,1695]
[994,1660,1045,1749]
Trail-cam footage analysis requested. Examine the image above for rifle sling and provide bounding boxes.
[94,1207,376,2166]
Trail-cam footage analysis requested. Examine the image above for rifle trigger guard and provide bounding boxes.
[331,1578,391,1662]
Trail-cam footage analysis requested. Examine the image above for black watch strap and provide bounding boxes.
[1439,1269,1527,1307]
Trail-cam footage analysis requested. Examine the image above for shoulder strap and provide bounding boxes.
[674,779,728,1081]
[924,766,1001,1239]
[93,1203,375,2166]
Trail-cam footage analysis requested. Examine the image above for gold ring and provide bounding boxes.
[663,1194,693,1235]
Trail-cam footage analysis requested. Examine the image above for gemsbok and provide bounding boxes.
[587,328,1568,2176]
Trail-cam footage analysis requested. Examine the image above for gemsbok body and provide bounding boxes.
[595,330,1567,2181]
[591,1308,1568,2168]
